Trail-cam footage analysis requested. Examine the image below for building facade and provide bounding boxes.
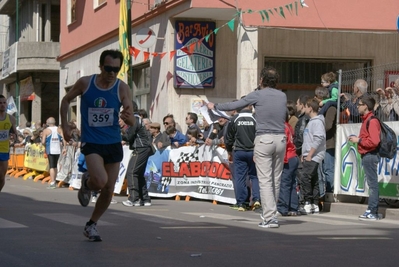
[0,0,60,128]
[58,0,399,132]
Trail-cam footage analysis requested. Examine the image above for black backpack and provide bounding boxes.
[366,116,397,159]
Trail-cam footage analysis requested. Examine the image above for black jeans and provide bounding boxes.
[300,160,320,205]
[126,147,153,202]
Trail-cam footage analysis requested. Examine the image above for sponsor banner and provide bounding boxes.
[24,144,48,172]
[56,146,76,183]
[114,146,131,194]
[69,148,82,190]
[145,145,235,204]
[335,122,399,199]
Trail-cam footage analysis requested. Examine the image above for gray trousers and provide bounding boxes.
[254,134,286,222]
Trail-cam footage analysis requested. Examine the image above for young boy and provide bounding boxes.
[318,72,339,115]
[348,95,381,220]
[165,125,187,148]
[301,99,326,214]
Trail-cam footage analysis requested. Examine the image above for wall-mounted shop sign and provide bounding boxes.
[174,21,216,89]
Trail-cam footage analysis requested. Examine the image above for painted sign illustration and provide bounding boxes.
[174,21,216,89]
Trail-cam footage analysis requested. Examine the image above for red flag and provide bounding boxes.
[143,51,150,62]
[159,52,167,59]
[180,47,192,55]
[169,50,176,61]
[189,43,196,54]
[129,46,140,60]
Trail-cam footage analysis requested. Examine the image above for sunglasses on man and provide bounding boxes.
[103,65,121,73]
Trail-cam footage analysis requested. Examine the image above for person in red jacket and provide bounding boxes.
[277,112,299,216]
[348,95,381,221]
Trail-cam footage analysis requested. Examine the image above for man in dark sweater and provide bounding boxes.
[294,95,310,214]
[225,104,259,211]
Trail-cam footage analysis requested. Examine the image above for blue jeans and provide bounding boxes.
[317,162,325,198]
[323,148,335,193]
[233,150,259,205]
[362,153,380,214]
[278,156,299,214]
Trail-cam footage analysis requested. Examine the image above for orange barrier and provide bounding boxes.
[6,147,16,175]
[34,172,49,182]
[10,147,26,178]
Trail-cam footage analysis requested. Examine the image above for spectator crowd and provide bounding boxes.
[8,68,397,229]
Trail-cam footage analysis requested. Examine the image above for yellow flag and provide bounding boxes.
[118,0,130,80]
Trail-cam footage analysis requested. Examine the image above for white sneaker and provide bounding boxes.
[91,196,97,203]
[303,202,312,214]
[110,198,117,204]
[122,200,142,207]
[312,204,320,214]
[298,206,308,215]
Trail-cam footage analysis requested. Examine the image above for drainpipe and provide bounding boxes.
[15,0,20,126]
[127,0,133,91]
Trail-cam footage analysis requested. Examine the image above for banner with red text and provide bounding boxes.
[144,145,235,204]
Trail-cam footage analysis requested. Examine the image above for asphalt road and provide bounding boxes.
[1,177,399,267]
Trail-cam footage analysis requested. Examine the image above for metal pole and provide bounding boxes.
[127,0,133,91]
[336,69,342,125]
[15,0,20,126]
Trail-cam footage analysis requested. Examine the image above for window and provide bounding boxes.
[133,63,150,110]
[264,58,370,91]
[65,86,78,122]
[94,0,107,9]
[67,0,77,25]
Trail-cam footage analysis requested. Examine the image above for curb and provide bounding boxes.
[323,194,399,220]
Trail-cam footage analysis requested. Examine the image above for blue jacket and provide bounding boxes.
[170,130,187,146]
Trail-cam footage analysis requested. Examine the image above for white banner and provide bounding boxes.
[144,145,235,204]
[335,121,399,199]
[7,96,17,115]
[113,146,131,194]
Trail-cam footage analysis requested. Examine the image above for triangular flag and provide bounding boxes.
[159,52,167,59]
[197,38,204,49]
[227,18,235,32]
[300,0,309,7]
[268,9,274,15]
[205,33,211,42]
[279,7,285,18]
[214,28,219,35]
[180,47,192,55]
[285,4,292,15]
[152,52,158,57]
[143,51,150,62]
[259,10,269,23]
[169,50,176,61]
[129,46,141,60]
[189,43,196,54]
[246,9,254,14]
[274,7,278,13]
[295,1,298,16]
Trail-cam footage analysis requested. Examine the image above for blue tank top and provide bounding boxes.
[80,75,122,144]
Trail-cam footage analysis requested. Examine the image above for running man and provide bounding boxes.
[0,95,17,192]
[60,50,135,241]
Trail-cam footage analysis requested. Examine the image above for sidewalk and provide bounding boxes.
[323,194,399,220]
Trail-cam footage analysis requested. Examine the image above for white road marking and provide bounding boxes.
[34,213,115,226]
[0,218,28,228]
[319,237,392,240]
[160,226,227,229]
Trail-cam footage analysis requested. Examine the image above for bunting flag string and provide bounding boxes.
[128,0,308,62]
